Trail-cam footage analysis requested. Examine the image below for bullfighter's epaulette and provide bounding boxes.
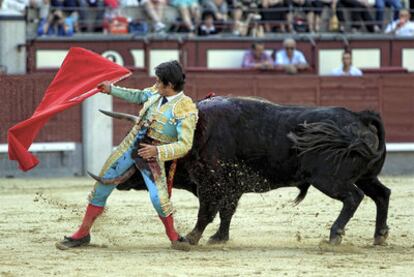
[173,96,198,119]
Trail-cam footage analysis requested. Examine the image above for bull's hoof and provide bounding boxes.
[207,234,229,245]
[373,235,388,246]
[374,228,389,246]
[185,230,202,245]
[329,229,344,245]
[328,236,342,245]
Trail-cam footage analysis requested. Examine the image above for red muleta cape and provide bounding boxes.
[7,47,131,171]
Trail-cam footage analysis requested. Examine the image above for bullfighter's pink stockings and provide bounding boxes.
[159,214,179,241]
[71,204,104,239]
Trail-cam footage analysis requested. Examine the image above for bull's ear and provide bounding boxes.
[99,109,138,123]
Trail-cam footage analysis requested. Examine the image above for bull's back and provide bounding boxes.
[194,97,384,187]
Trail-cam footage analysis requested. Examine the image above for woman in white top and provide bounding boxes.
[331,50,363,76]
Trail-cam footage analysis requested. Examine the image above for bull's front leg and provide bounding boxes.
[186,197,221,245]
[208,193,242,244]
[185,161,225,245]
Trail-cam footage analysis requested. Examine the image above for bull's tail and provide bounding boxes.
[293,183,310,206]
[287,117,384,172]
[358,111,386,168]
[357,110,386,159]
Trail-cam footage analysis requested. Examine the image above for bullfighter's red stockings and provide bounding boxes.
[71,204,104,239]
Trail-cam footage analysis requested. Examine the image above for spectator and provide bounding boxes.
[37,8,74,36]
[335,0,380,33]
[231,0,261,35]
[260,0,286,33]
[235,12,264,37]
[104,0,118,8]
[51,0,79,32]
[308,0,334,32]
[171,0,201,33]
[202,0,228,21]
[375,0,401,28]
[385,9,414,37]
[120,0,166,32]
[331,50,362,76]
[274,38,308,74]
[1,0,32,15]
[3,0,49,19]
[103,0,125,34]
[78,0,104,32]
[198,10,219,35]
[33,0,50,19]
[285,0,313,33]
[51,0,78,13]
[145,0,167,32]
[241,41,273,69]
[119,0,138,20]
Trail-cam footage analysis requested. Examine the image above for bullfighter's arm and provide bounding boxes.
[110,84,157,104]
[156,97,198,161]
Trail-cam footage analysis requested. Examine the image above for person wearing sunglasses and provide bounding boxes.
[274,38,308,74]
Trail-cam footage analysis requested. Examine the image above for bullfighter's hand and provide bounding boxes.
[138,143,158,160]
[97,81,111,94]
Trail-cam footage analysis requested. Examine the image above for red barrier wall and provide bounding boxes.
[0,74,82,144]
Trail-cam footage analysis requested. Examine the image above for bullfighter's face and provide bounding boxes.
[155,76,175,96]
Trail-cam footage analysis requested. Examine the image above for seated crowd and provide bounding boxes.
[0,0,413,36]
[242,39,363,76]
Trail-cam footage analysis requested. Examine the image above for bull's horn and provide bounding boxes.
[99,109,138,123]
[87,167,136,185]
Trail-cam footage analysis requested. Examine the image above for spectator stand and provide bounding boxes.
[15,0,413,37]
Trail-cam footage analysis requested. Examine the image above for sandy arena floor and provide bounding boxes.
[0,176,413,276]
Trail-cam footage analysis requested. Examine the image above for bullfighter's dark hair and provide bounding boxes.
[155,60,186,92]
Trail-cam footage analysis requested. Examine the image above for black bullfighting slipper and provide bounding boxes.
[171,236,191,252]
[55,235,91,250]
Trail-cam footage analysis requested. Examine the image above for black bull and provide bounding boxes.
[97,96,390,246]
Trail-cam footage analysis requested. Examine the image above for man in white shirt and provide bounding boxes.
[0,0,29,15]
[331,50,363,76]
[385,9,414,37]
[274,38,308,74]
